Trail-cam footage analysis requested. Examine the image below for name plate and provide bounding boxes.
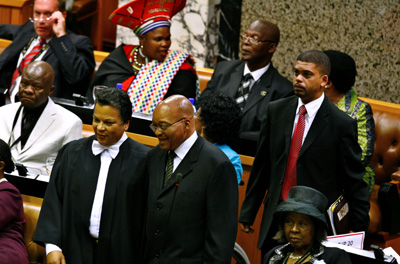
[327,231,365,249]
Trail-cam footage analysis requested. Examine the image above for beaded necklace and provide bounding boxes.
[128,46,142,72]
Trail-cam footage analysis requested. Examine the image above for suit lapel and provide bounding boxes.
[11,104,23,153]
[284,97,299,155]
[299,97,330,156]
[158,137,203,197]
[226,63,245,98]
[21,99,56,153]
[242,66,276,114]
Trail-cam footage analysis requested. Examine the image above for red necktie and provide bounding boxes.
[281,105,307,200]
[10,38,46,89]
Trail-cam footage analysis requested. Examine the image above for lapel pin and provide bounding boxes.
[261,91,267,96]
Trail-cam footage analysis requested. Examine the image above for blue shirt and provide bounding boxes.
[214,143,243,184]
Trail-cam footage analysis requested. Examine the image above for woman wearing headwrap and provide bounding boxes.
[88,0,199,114]
[0,139,29,264]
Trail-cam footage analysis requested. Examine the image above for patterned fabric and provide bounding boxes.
[164,151,176,187]
[10,38,46,91]
[282,105,307,200]
[336,89,376,193]
[235,73,253,109]
[127,50,200,114]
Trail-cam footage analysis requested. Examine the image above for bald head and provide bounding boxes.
[161,95,194,118]
[242,20,281,70]
[18,61,55,109]
[250,20,280,44]
[152,95,196,150]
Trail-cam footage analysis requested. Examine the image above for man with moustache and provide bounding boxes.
[202,20,293,154]
[0,0,95,102]
[144,95,238,263]
[239,50,370,257]
[34,88,149,264]
[0,61,81,174]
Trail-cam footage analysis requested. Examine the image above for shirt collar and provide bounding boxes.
[173,132,198,160]
[297,93,325,119]
[244,63,271,82]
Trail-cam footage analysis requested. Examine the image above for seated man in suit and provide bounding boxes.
[202,19,293,155]
[0,0,95,102]
[239,50,370,257]
[34,88,150,264]
[145,95,238,263]
[0,61,82,175]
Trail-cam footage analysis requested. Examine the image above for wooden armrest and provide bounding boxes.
[391,170,400,182]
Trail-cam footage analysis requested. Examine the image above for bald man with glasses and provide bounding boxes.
[144,95,238,263]
[202,20,293,155]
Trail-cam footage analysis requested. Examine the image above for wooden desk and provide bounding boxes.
[0,0,33,25]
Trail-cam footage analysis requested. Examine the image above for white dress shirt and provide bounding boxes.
[292,93,325,144]
[171,132,198,172]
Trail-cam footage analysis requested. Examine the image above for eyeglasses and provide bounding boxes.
[240,35,277,45]
[149,118,185,133]
[29,17,52,22]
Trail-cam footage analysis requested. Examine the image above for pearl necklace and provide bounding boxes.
[133,47,143,68]
[289,253,302,260]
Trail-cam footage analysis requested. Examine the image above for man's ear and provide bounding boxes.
[268,44,277,54]
[62,11,67,19]
[320,74,329,88]
[0,161,5,171]
[48,85,55,96]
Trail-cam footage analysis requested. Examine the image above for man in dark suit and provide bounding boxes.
[239,50,370,257]
[145,95,238,263]
[0,0,95,102]
[202,20,293,155]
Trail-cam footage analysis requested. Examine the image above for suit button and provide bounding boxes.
[155,253,159,259]
[155,229,160,235]
[157,203,162,209]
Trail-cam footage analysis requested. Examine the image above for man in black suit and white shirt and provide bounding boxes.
[144,95,238,263]
[0,0,95,102]
[202,20,293,155]
[239,50,370,257]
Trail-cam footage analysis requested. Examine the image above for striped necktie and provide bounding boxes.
[164,151,177,187]
[236,73,253,110]
[281,105,307,200]
[10,38,46,91]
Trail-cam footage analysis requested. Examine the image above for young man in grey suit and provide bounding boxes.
[145,95,238,263]
[239,50,370,258]
[202,20,293,155]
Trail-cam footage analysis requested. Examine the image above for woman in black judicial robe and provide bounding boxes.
[34,135,149,264]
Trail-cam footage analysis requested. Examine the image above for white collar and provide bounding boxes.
[297,93,325,119]
[244,63,271,82]
[173,132,198,160]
